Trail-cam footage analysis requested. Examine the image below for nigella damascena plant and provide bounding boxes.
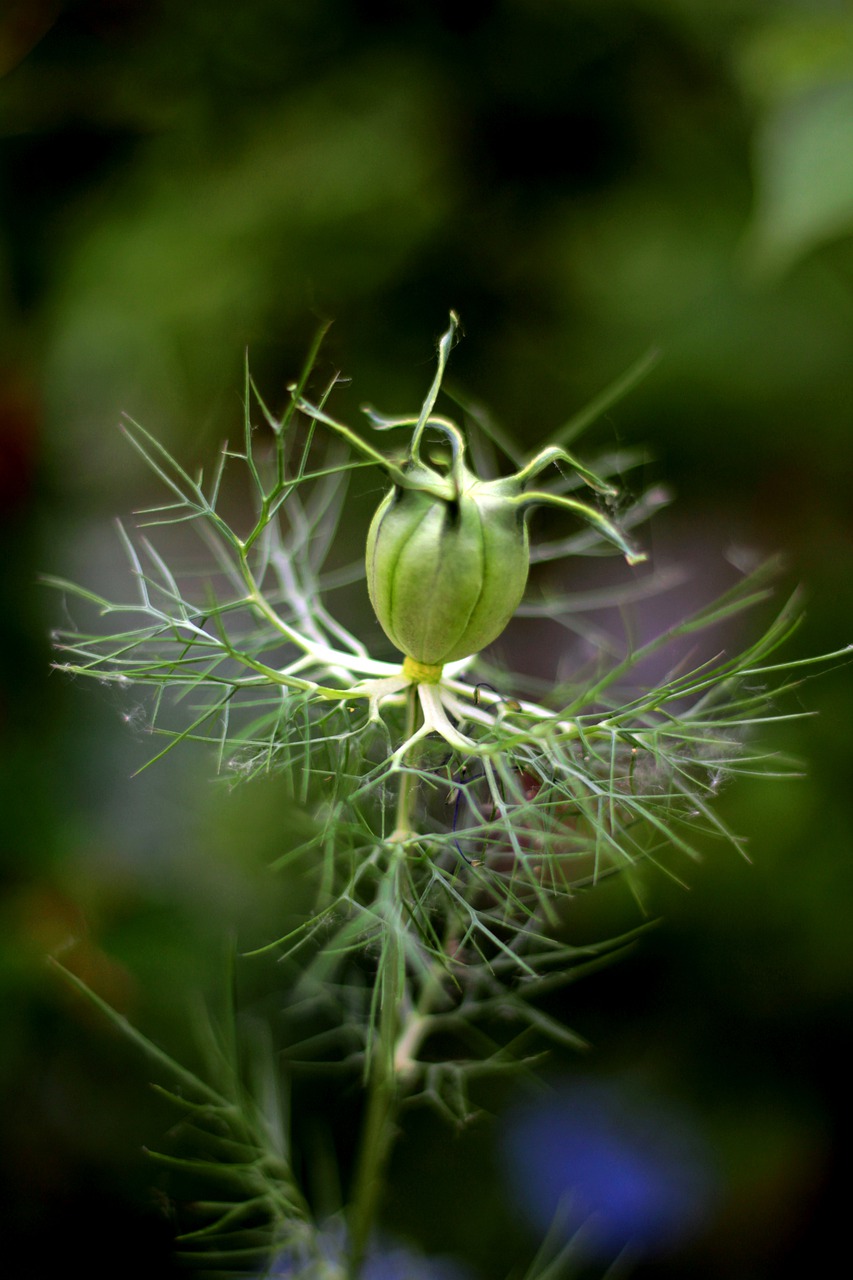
[49,311,835,872]
[49,314,842,1277]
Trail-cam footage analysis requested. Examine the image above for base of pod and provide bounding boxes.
[401,656,444,684]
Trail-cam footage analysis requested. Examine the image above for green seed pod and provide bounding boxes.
[298,312,646,677]
[366,470,531,667]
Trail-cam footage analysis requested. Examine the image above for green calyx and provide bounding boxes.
[297,312,646,670]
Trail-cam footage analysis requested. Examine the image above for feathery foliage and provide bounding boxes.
[48,318,847,1279]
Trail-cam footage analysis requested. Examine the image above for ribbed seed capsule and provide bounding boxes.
[298,312,646,676]
[366,477,530,667]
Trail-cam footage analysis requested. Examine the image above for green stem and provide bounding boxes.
[347,683,421,1277]
[390,682,420,840]
[348,912,456,1278]
[347,853,405,1278]
[347,993,399,1275]
[236,550,311,649]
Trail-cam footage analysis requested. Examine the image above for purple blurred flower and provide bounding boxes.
[501,1077,719,1261]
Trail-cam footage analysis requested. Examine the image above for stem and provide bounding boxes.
[390,681,421,840]
[347,683,421,1277]
[347,991,399,1276]
[347,854,405,1278]
[237,545,408,681]
[346,926,453,1280]
[237,549,312,650]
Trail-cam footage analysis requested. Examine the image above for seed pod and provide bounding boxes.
[365,446,643,668]
[366,469,531,667]
[298,313,646,675]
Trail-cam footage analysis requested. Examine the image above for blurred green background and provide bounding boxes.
[1,1,851,1277]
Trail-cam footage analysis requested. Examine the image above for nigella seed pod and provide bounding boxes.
[366,475,531,667]
[297,312,646,677]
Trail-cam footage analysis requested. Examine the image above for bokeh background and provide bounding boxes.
[1,2,851,1277]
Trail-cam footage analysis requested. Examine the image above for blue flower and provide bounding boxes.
[501,1078,719,1261]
